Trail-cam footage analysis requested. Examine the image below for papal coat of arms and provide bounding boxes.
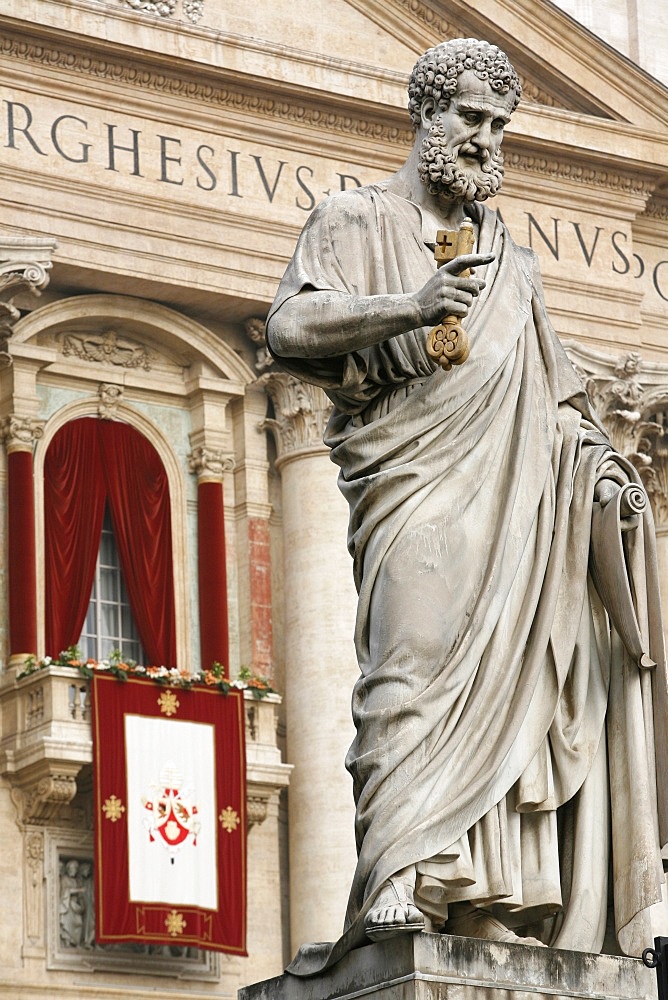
[141,760,201,862]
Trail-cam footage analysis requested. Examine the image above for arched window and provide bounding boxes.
[78,505,146,663]
[43,417,176,666]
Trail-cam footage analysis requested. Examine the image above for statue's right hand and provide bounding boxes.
[412,253,495,326]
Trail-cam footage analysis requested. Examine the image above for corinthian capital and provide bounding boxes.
[0,237,57,342]
[188,446,234,482]
[565,343,668,526]
[1,415,45,453]
[261,372,331,462]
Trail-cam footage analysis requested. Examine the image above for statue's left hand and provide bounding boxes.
[593,478,619,507]
[594,477,639,529]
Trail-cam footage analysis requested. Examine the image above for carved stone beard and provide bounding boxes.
[417,121,504,202]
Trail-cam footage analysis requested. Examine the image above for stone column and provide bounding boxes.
[1,417,44,662]
[0,238,55,668]
[187,445,235,672]
[263,369,359,953]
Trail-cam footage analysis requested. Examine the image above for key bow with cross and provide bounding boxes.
[426,220,475,371]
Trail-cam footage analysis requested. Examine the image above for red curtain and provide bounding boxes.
[44,419,176,666]
[197,481,229,674]
[8,450,39,656]
[100,422,176,667]
[44,420,106,657]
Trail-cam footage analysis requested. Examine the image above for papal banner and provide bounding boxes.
[91,673,247,953]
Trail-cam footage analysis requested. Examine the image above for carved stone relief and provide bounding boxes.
[245,317,274,376]
[59,329,153,371]
[117,0,204,23]
[98,382,124,420]
[566,343,668,526]
[24,829,45,949]
[46,835,219,978]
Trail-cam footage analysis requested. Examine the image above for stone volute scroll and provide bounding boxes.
[0,236,56,354]
[251,33,668,994]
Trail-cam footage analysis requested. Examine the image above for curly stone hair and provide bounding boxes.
[408,38,521,130]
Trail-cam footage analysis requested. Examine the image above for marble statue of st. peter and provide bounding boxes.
[267,38,668,975]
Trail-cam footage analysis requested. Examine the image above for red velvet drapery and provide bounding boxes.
[197,480,230,674]
[8,450,39,656]
[44,420,106,658]
[44,419,176,666]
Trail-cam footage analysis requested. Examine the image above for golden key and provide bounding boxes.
[426,219,475,371]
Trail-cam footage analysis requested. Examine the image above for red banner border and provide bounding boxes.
[91,673,247,954]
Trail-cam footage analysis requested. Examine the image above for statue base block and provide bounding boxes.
[238,933,656,1000]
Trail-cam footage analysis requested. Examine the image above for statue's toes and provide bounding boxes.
[364,901,424,941]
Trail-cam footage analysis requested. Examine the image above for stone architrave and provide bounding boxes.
[256,324,359,953]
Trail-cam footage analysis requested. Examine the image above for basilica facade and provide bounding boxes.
[0,1,667,995]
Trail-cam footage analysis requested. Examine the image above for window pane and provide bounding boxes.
[83,603,96,635]
[100,602,118,643]
[99,531,115,567]
[78,505,146,664]
[79,634,96,661]
[100,568,120,603]
[121,604,138,641]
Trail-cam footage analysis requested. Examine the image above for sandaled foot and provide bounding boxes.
[444,906,546,947]
[365,876,425,942]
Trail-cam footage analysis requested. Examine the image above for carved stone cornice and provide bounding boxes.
[98,382,124,420]
[642,196,668,224]
[0,237,56,350]
[565,343,668,526]
[0,414,45,454]
[187,446,234,482]
[503,152,655,200]
[0,30,413,149]
[261,372,331,464]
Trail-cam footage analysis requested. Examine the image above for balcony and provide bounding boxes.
[0,664,291,828]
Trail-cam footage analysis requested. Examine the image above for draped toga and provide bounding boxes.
[266,185,668,976]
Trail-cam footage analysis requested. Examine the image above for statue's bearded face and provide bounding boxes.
[417,70,516,202]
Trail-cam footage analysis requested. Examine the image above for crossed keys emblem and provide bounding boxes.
[142,760,201,863]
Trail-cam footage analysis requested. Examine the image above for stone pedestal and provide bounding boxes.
[238,933,657,1000]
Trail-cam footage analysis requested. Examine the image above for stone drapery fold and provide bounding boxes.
[267,189,668,975]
